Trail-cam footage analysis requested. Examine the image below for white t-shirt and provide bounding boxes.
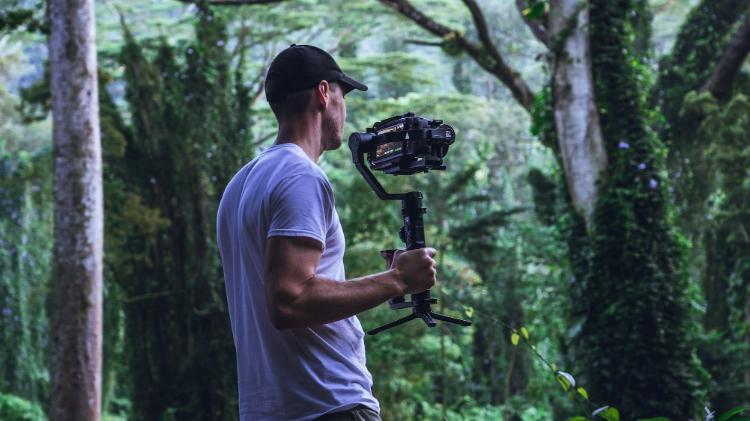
[216,143,379,420]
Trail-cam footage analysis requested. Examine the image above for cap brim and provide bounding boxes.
[337,73,368,94]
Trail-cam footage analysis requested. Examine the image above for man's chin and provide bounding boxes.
[325,137,343,151]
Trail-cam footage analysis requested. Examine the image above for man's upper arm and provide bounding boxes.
[263,172,334,327]
[263,236,322,328]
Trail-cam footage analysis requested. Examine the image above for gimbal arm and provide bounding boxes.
[348,133,405,201]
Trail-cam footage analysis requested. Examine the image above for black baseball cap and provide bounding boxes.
[265,44,368,103]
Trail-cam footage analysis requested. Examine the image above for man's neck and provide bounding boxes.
[275,116,324,163]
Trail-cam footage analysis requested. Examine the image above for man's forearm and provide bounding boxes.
[269,269,403,330]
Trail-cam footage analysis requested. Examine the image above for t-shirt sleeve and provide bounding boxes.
[267,173,334,245]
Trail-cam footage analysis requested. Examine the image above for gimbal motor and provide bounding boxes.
[348,112,471,335]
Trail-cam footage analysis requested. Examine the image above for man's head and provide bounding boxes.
[265,45,367,151]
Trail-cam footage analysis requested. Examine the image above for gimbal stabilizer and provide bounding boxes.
[348,112,472,335]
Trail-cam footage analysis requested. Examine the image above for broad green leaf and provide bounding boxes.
[464,306,474,317]
[555,371,575,391]
[568,417,588,421]
[592,406,620,421]
[576,386,589,400]
[520,326,529,340]
[719,406,750,421]
[511,332,520,346]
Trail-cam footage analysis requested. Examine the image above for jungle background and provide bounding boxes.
[1,0,749,419]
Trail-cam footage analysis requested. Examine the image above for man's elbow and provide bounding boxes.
[268,302,302,330]
[264,273,312,330]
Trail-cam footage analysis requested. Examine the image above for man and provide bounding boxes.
[216,44,438,420]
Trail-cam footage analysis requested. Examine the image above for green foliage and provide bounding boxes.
[0,141,51,411]
[652,0,749,237]
[688,91,750,410]
[0,3,46,35]
[0,393,45,421]
[718,406,750,421]
[98,5,252,418]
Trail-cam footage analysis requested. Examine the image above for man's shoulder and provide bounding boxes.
[257,144,327,180]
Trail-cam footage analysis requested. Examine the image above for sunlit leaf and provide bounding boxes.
[511,332,520,346]
[555,371,575,391]
[464,306,474,317]
[520,326,529,340]
[576,386,588,400]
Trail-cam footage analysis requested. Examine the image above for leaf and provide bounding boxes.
[568,417,589,421]
[464,306,474,317]
[511,332,520,346]
[555,370,575,391]
[520,326,529,340]
[719,406,750,421]
[576,386,589,400]
[525,2,546,20]
[592,406,620,421]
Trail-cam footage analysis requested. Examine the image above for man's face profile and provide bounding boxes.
[322,82,347,151]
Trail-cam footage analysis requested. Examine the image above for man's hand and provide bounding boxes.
[390,248,437,295]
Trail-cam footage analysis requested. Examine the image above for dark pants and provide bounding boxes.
[314,405,381,421]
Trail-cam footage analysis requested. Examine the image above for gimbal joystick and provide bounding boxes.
[348,112,472,335]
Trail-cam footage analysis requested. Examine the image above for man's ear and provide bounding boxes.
[315,80,331,109]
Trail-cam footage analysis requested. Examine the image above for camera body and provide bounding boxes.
[349,112,455,175]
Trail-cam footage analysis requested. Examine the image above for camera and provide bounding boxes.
[348,112,455,176]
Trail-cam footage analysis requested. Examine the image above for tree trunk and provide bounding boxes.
[579,1,696,416]
[549,0,607,227]
[48,0,103,419]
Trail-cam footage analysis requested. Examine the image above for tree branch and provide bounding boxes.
[404,38,445,47]
[515,0,549,46]
[703,14,750,100]
[378,0,535,112]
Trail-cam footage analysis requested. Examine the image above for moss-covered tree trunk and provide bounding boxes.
[568,0,697,417]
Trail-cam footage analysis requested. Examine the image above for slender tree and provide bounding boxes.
[47,0,103,419]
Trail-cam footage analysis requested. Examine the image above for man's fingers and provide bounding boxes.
[424,247,437,258]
